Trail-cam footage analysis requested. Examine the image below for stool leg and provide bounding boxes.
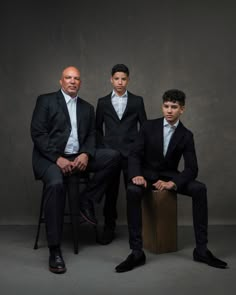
[66,174,80,254]
[34,188,45,250]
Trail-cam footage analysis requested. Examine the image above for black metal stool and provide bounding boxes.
[33,172,91,254]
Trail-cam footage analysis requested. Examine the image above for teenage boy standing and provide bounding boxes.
[96,64,147,244]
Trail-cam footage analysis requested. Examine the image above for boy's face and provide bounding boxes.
[110,72,129,96]
[162,101,185,125]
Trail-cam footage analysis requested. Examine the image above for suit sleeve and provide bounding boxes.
[95,99,105,147]
[172,133,198,189]
[138,97,147,125]
[79,104,96,157]
[128,124,146,180]
[30,95,62,163]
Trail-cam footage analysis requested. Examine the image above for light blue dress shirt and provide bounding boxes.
[163,118,179,156]
[61,89,80,154]
[111,90,128,120]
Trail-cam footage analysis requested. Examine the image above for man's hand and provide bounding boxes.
[72,153,89,171]
[56,157,74,174]
[132,176,147,188]
[152,180,176,191]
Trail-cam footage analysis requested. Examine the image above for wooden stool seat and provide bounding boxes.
[142,190,177,254]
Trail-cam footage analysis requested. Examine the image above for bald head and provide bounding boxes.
[60,66,81,98]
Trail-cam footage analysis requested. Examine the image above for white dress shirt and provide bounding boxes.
[61,89,80,154]
[111,90,128,119]
[163,118,179,156]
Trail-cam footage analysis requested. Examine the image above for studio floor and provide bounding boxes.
[0,224,235,295]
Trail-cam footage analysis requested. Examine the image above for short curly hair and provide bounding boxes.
[162,89,186,106]
[111,64,129,76]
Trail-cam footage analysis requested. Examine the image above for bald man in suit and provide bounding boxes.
[31,66,119,274]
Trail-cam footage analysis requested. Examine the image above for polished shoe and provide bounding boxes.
[97,227,115,245]
[193,248,228,269]
[115,252,146,273]
[49,250,66,274]
[80,206,97,225]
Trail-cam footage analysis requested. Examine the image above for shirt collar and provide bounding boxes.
[111,90,128,98]
[163,118,179,128]
[61,89,78,104]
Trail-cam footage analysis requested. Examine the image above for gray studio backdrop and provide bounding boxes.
[0,0,235,225]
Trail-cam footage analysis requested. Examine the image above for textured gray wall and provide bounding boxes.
[0,0,235,225]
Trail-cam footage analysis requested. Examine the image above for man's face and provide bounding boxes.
[60,67,81,97]
[110,72,129,95]
[162,101,185,125]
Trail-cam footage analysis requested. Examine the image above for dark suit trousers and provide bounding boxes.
[103,155,128,230]
[127,180,208,251]
[41,148,120,247]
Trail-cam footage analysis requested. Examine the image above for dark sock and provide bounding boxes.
[49,245,60,255]
[104,223,115,232]
[196,245,207,256]
[132,250,144,259]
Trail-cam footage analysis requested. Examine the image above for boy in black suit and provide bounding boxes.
[96,64,147,244]
[115,89,228,272]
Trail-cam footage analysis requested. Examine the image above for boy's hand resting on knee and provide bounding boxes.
[132,176,147,188]
[152,180,177,191]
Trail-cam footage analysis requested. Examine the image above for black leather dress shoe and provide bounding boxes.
[80,207,97,225]
[193,248,228,269]
[97,227,115,245]
[115,252,146,273]
[49,250,66,274]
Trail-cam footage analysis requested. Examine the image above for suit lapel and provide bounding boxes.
[153,118,165,159]
[76,98,82,131]
[57,91,71,126]
[121,91,132,120]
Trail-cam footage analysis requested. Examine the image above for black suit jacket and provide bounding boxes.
[96,91,147,157]
[128,118,198,189]
[31,90,95,179]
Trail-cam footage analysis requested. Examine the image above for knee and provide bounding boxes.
[104,149,121,167]
[192,182,207,199]
[196,182,207,194]
[110,149,121,162]
[45,179,64,192]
